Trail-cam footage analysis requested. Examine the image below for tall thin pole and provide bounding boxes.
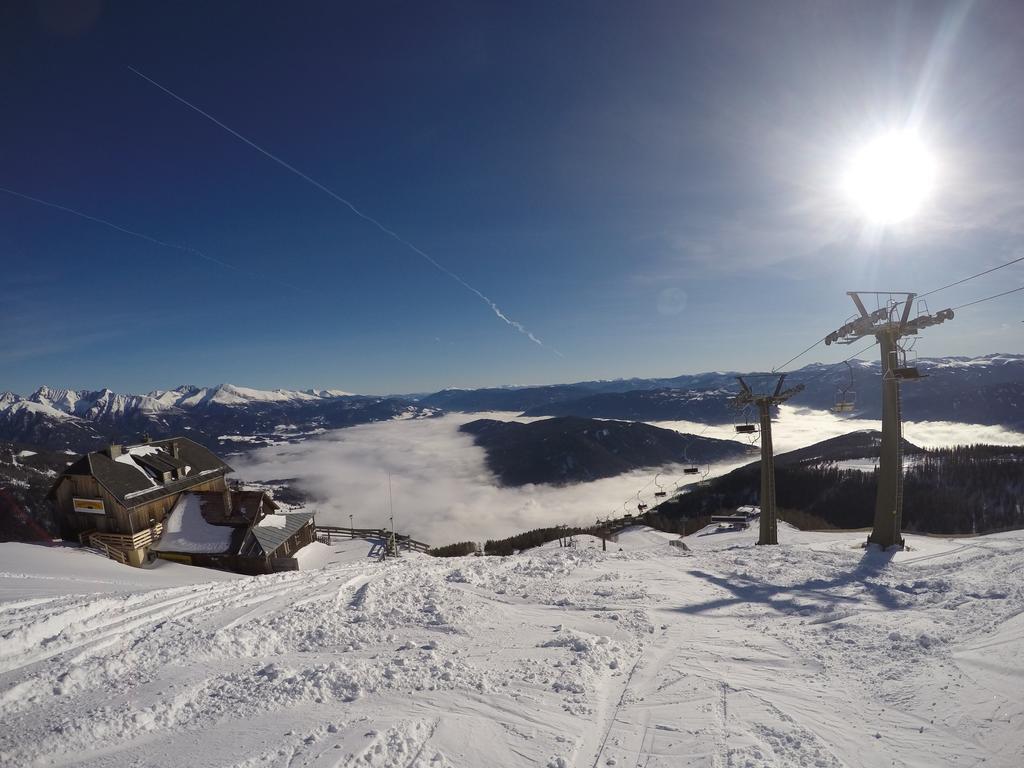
[388,473,396,556]
[868,330,905,548]
[757,400,778,545]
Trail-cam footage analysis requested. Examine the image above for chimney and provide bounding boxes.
[170,441,180,459]
[108,444,122,458]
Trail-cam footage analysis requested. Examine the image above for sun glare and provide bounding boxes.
[842,132,937,224]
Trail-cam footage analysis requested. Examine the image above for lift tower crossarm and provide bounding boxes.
[732,374,805,545]
[826,293,954,347]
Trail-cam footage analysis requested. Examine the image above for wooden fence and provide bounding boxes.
[314,525,431,553]
[79,523,165,565]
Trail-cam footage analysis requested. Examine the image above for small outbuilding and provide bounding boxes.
[152,489,316,574]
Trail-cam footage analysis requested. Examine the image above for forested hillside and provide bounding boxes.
[650,444,1024,535]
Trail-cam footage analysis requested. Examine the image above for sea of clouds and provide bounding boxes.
[233,407,1024,545]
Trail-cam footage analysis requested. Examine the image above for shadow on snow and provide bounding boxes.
[674,546,905,616]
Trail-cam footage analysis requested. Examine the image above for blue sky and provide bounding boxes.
[2,1,1022,395]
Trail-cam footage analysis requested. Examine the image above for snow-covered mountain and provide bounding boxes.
[27,383,353,417]
[434,354,1024,427]
[0,384,434,452]
[3,354,1023,453]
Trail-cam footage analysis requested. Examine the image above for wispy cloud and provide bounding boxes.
[128,67,560,356]
[0,185,313,295]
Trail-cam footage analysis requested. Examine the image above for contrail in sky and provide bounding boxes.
[0,184,311,295]
[128,66,560,356]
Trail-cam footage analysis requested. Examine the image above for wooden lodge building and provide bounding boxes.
[48,437,315,572]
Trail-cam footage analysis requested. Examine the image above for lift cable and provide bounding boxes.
[950,284,1024,311]
[797,339,880,389]
[799,285,1019,389]
[772,336,827,373]
[646,281,1016,517]
[918,255,1024,301]
[773,255,1024,374]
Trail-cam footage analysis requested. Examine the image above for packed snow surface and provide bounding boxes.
[1,525,1022,767]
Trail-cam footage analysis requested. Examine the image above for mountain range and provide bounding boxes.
[0,384,436,453]
[3,353,1023,454]
[426,354,1024,426]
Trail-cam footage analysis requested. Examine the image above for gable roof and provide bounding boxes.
[245,510,317,557]
[50,437,232,507]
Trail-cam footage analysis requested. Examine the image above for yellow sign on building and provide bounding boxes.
[72,497,105,514]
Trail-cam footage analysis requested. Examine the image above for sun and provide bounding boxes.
[842,132,937,224]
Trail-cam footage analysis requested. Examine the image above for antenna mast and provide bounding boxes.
[387,472,397,557]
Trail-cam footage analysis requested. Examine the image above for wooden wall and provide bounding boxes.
[54,474,228,538]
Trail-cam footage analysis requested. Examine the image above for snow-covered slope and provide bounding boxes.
[1,526,1021,767]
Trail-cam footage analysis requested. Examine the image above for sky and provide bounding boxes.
[2,0,1023,396]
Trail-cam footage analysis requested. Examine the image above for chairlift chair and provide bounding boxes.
[653,472,667,498]
[893,366,923,380]
[885,348,925,382]
[832,394,856,413]
[831,360,857,413]
[685,463,711,487]
[635,490,649,514]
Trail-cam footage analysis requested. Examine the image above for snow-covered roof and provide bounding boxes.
[248,510,316,556]
[152,494,237,555]
[53,438,231,507]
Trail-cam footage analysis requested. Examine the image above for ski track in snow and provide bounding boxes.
[1,526,1022,767]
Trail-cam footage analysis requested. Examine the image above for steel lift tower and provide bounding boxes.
[825,293,955,549]
[734,374,805,545]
